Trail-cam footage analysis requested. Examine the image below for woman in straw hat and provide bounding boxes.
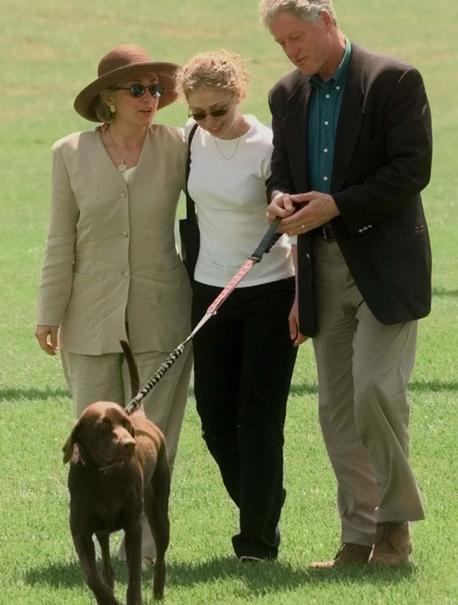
[35,44,192,563]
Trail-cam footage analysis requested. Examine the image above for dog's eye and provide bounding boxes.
[122,420,135,435]
[98,417,113,432]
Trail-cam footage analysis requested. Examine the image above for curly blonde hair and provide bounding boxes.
[176,50,250,100]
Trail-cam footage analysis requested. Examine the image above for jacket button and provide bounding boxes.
[121,231,129,238]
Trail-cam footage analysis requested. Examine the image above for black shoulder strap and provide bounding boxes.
[185,123,199,221]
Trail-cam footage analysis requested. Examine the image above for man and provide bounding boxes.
[259,0,432,567]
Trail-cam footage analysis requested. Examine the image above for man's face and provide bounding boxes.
[269,10,334,79]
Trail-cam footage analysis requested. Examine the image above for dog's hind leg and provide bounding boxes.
[96,531,115,590]
[145,444,171,600]
[71,529,120,605]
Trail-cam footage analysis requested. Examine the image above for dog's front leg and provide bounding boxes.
[96,531,115,590]
[72,528,120,605]
[124,521,143,605]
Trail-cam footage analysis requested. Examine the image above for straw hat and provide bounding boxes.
[74,44,180,122]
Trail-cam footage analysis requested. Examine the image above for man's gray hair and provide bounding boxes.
[259,0,337,28]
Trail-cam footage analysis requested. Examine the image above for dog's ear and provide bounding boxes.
[62,422,84,464]
[63,441,85,465]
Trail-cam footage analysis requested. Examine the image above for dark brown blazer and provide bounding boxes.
[267,44,433,336]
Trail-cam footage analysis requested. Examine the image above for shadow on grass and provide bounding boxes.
[0,387,70,401]
[24,559,129,588]
[6,379,453,403]
[2,379,456,403]
[287,379,458,397]
[24,560,85,588]
[408,380,458,393]
[167,556,416,594]
[432,286,458,298]
[24,556,416,595]
[289,382,318,395]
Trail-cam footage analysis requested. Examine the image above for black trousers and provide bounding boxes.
[192,277,297,559]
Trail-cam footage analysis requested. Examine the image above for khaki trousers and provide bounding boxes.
[311,237,425,546]
[61,346,193,558]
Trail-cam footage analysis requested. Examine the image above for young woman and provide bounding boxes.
[35,44,193,564]
[176,50,297,561]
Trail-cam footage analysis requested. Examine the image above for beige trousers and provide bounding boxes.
[311,237,425,547]
[61,346,193,558]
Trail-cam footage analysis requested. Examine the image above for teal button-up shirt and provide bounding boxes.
[307,38,352,193]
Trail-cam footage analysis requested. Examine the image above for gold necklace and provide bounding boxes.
[107,127,142,172]
[213,135,241,160]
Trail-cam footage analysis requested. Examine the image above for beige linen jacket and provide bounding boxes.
[36,124,192,355]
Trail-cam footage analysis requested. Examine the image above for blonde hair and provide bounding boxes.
[176,50,250,100]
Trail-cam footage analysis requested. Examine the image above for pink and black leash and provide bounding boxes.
[125,217,281,415]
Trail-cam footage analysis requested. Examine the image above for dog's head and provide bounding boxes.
[63,401,136,469]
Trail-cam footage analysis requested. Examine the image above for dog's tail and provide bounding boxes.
[120,340,140,399]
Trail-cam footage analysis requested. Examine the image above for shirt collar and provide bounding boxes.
[310,37,352,88]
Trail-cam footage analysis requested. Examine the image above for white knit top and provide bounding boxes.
[186,115,294,287]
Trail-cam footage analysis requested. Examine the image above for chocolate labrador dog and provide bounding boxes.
[63,341,170,604]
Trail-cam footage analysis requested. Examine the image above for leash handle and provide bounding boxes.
[250,217,282,262]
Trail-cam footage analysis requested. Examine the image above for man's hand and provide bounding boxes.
[267,191,339,235]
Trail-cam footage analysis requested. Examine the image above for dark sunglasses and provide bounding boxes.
[188,107,229,122]
[111,83,164,98]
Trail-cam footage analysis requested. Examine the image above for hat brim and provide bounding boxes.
[74,61,179,122]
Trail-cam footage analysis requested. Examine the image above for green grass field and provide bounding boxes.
[1,1,457,603]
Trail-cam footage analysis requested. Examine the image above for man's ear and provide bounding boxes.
[319,9,334,28]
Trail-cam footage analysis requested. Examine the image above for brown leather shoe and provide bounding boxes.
[369,522,411,566]
[310,543,372,569]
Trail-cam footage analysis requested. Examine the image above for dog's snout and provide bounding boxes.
[112,425,136,458]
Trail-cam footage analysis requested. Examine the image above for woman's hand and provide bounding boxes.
[266,191,297,222]
[35,325,59,356]
[288,299,307,347]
